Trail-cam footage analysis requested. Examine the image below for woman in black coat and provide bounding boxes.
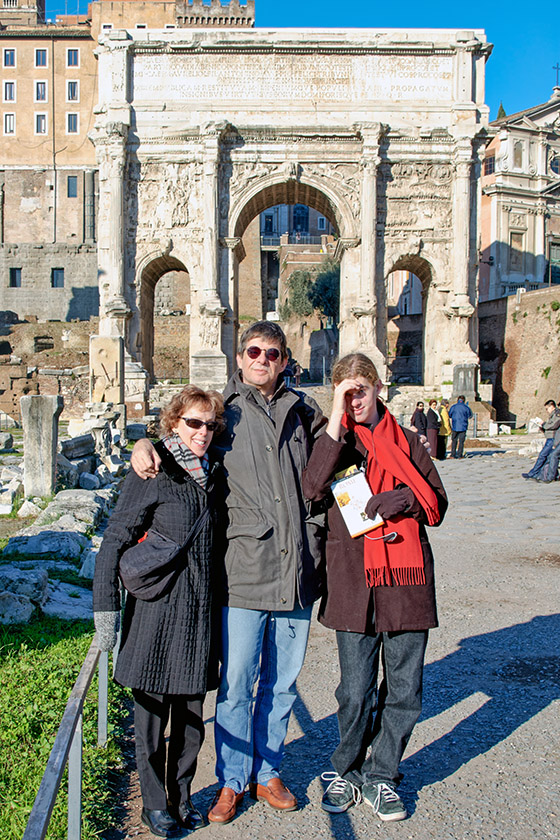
[425,399,441,457]
[93,385,224,838]
[410,401,427,436]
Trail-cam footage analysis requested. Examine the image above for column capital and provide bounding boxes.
[333,237,361,260]
[220,236,246,261]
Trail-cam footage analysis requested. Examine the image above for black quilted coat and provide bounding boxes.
[93,441,220,695]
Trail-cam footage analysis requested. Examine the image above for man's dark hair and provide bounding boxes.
[457,395,466,402]
[237,321,288,359]
[416,401,424,408]
[544,399,556,408]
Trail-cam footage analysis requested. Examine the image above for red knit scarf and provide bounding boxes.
[344,407,441,588]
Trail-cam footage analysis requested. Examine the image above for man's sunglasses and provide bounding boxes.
[181,417,220,432]
[245,345,281,362]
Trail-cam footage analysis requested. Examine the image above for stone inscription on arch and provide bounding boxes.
[132,52,454,103]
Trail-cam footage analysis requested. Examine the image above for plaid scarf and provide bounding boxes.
[162,433,209,488]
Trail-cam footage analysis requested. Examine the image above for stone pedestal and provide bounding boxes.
[190,350,229,392]
[124,359,150,418]
[90,335,125,404]
[21,395,64,498]
[452,363,478,402]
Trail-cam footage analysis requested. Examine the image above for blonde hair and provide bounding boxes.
[159,385,225,436]
[331,353,380,387]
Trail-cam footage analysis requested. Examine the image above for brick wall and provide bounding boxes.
[0,243,98,321]
[479,287,560,424]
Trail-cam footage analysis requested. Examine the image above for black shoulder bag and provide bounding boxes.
[119,505,210,602]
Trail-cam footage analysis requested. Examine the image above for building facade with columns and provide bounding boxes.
[92,26,492,390]
[479,87,560,301]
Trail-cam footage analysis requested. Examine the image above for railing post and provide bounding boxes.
[97,651,109,748]
[67,713,83,840]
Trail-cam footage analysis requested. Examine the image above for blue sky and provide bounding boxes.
[46,0,558,120]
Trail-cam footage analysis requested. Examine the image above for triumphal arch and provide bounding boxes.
[91,26,492,389]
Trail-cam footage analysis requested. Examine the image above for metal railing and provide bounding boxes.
[22,641,110,840]
[260,235,281,247]
[287,235,322,245]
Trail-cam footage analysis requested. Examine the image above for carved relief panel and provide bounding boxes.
[379,160,453,234]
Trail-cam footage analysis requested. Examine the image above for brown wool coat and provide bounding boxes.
[302,418,448,634]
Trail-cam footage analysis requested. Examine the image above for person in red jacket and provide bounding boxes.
[302,353,447,823]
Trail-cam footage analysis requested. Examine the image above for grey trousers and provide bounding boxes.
[331,628,428,787]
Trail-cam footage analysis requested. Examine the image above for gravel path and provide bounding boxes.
[111,451,560,840]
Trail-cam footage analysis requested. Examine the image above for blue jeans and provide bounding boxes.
[214,604,312,792]
[332,629,428,787]
[539,443,560,482]
[527,438,553,477]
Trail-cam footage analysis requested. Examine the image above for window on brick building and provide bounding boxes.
[3,49,15,68]
[67,175,78,198]
[35,81,47,102]
[551,156,560,176]
[51,268,64,288]
[3,81,15,102]
[35,113,47,134]
[484,154,495,175]
[67,81,79,102]
[4,113,15,135]
[67,113,78,134]
[35,49,47,68]
[9,268,22,288]
[67,48,79,67]
[317,216,326,230]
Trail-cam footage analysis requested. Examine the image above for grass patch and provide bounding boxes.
[48,568,93,590]
[0,615,128,839]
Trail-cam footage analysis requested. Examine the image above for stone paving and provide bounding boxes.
[113,449,560,840]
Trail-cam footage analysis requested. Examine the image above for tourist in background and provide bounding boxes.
[448,395,473,459]
[94,386,224,838]
[302,353,447,823]
[522,400,560,480]
[535,408,560,483]
[426,399,441,457]
[437,399,451,460]
[410,401,427,437]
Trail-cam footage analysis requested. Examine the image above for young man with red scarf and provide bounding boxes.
[302,353,448,822]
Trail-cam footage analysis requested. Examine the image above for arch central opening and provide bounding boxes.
[232,179,343,382]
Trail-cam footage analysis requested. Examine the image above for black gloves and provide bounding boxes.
[366,488,410,521]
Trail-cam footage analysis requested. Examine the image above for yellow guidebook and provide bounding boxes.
[331,465,384,538]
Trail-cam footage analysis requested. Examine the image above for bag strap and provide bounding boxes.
[177,503,210,555]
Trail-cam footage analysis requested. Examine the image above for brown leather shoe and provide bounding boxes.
[249,778,298,811]
[207,787,244,824]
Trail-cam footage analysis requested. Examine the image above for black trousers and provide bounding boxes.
[331,629,428,788]
[132,689,205,810]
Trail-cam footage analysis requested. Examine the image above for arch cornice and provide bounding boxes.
[227,171,360,241]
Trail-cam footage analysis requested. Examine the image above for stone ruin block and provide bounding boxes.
[0,591,35,624]
[21,394,64,498]
[59,433,95,459]
[90,336,125,405]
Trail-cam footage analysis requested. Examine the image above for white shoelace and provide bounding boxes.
[321,772,362,804]
[374,782,400,809]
